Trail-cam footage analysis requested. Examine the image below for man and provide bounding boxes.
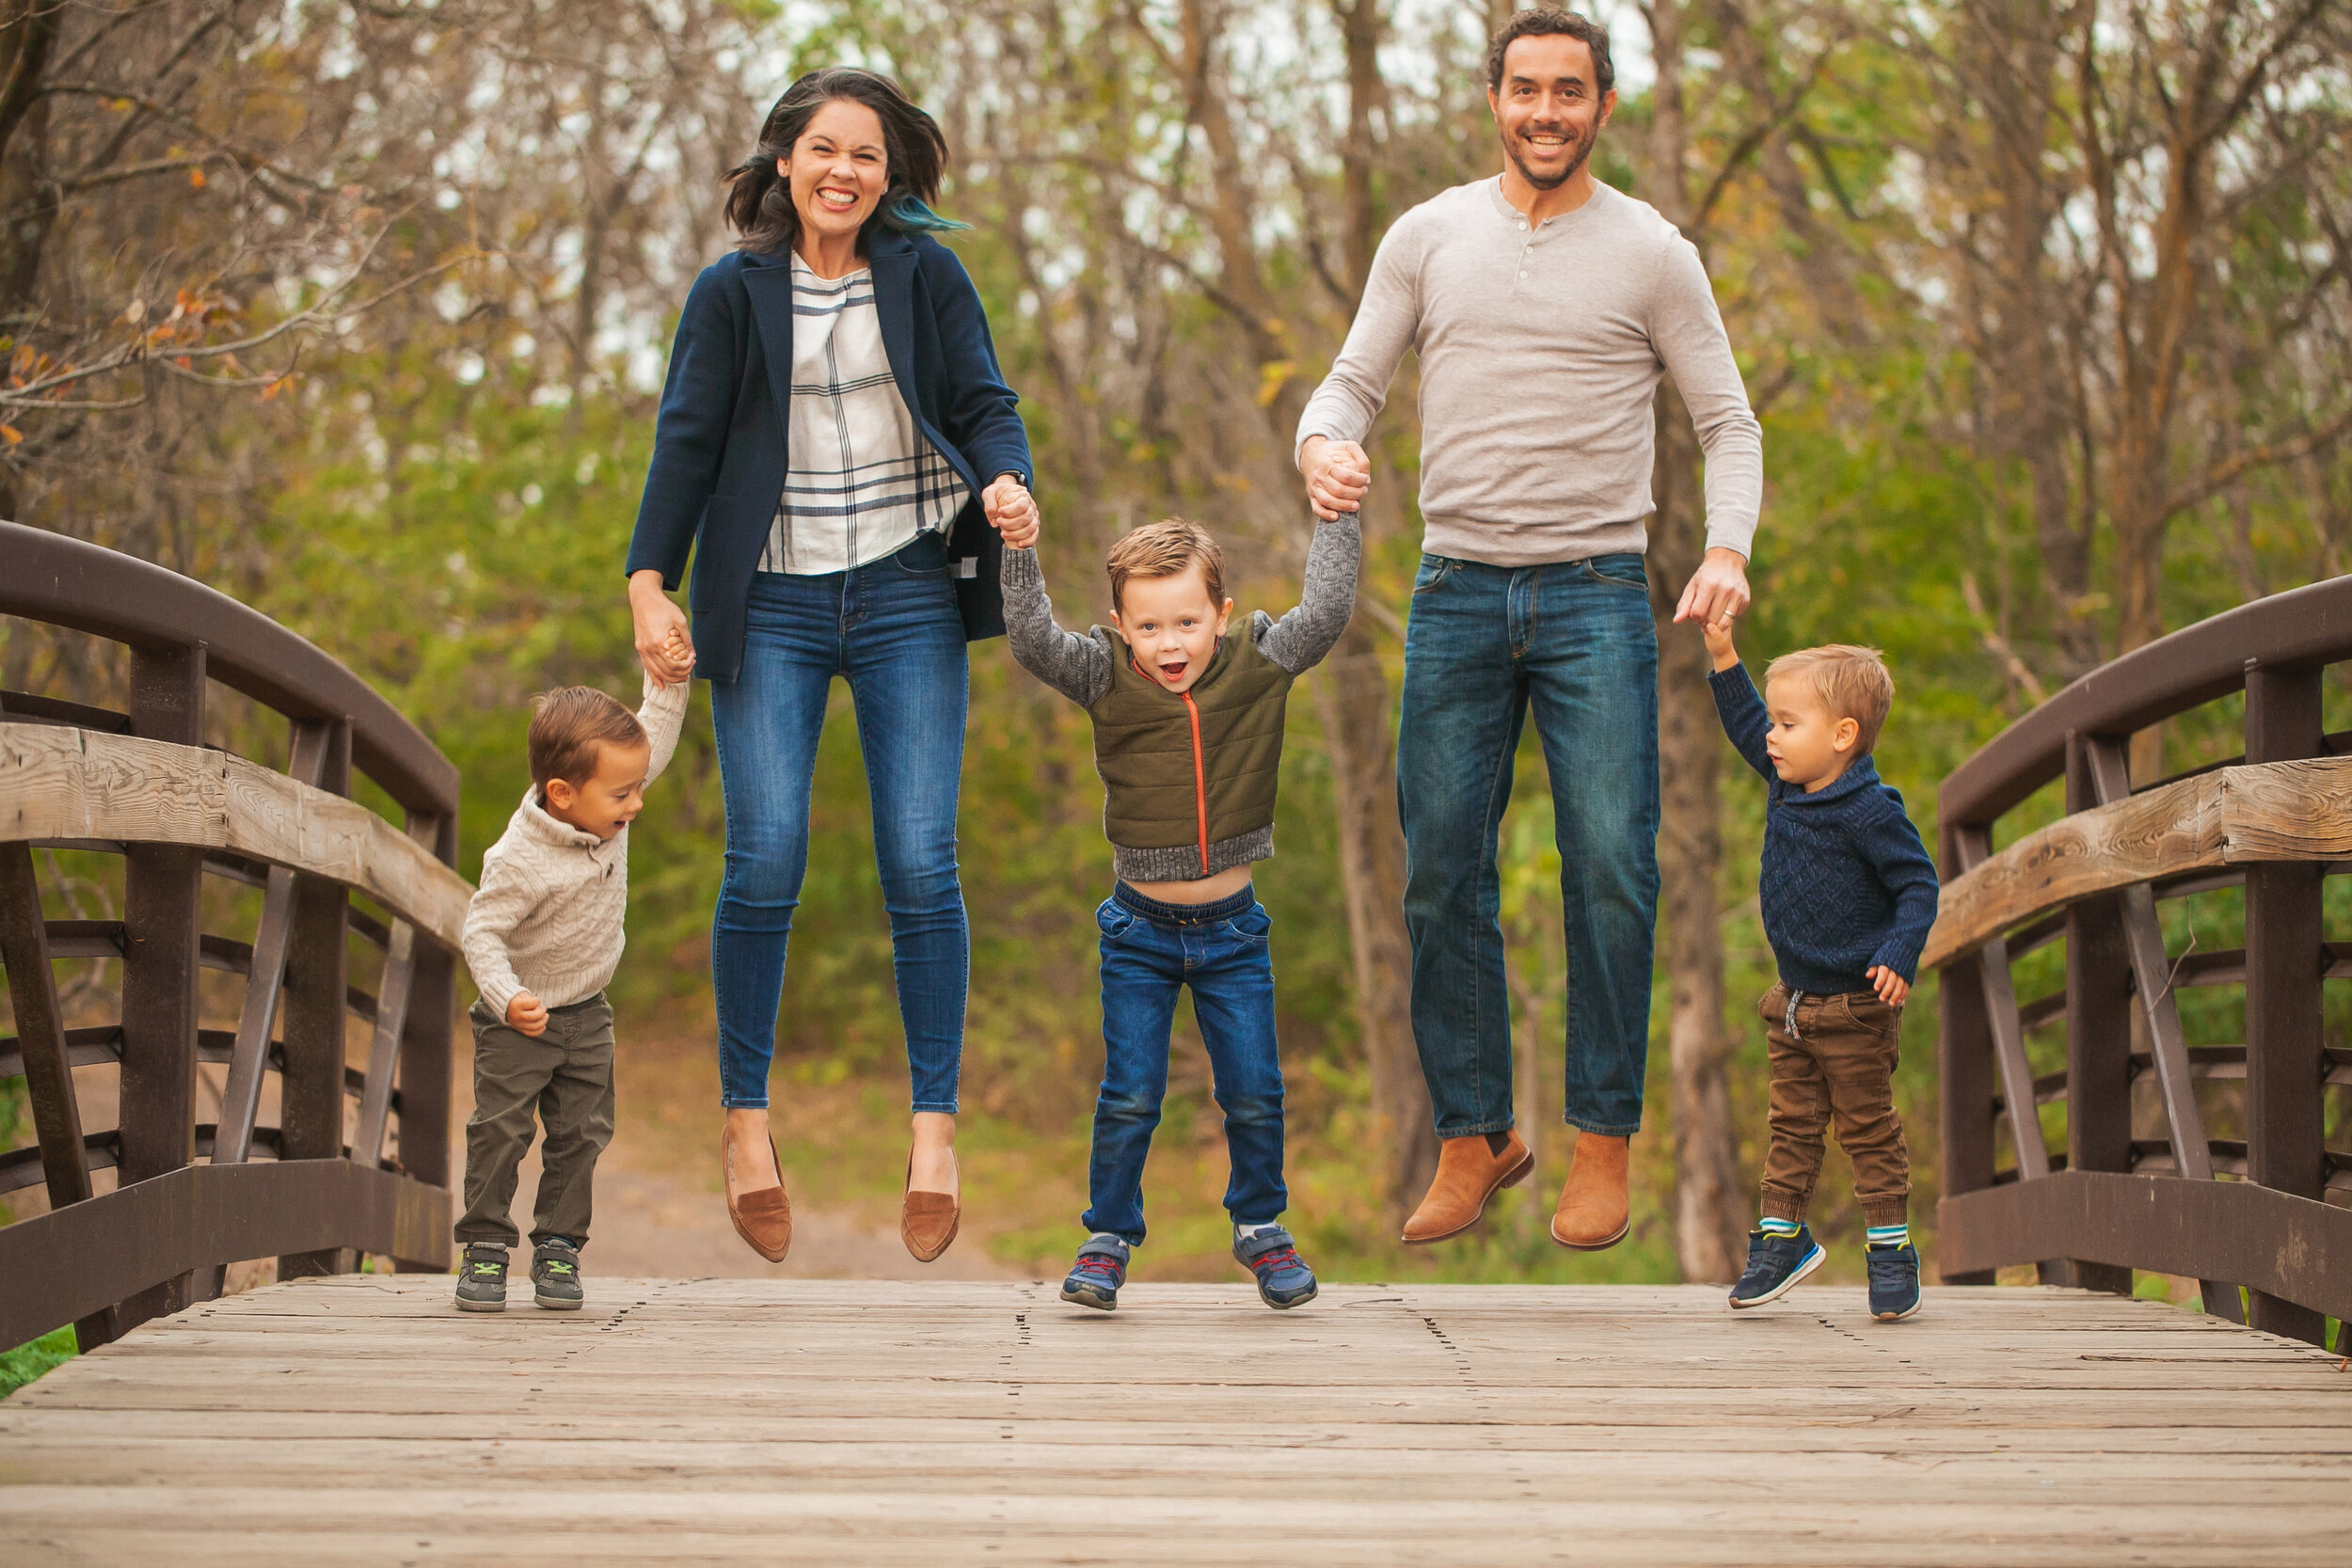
[1295,8,1761,1249]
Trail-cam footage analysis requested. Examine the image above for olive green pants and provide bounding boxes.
[455,993,615,1249]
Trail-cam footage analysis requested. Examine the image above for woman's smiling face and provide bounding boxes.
[781,97,888,250]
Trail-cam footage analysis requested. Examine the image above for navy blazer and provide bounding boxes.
[626,230,1033,682]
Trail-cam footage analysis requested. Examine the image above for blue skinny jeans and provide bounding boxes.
[1083,880,1287,1246]
[1396,551,1661,1139]
[708,533,968,1112]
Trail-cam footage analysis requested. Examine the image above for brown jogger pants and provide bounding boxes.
[456,992,616,1249]
[1757,983,1910,1228]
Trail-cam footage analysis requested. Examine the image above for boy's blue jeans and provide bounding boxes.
[707,533,968,1113]
[1396,551,1661,1139]
[1084,880,1287,1246]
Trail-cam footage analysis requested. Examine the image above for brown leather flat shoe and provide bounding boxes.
[1401,1130,1534,1244]
[1550,1132,1631,1251]
[723,1129,792,1262]
[900,1152,961,1262]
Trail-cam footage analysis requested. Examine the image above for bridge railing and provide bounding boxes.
[1930,575,2352,1345]
[0,521,467,1351]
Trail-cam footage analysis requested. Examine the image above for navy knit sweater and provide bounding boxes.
[1710,663,1941,993]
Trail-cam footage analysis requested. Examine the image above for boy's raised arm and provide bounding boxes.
[1001,546,1113,706]
[638,668,691,785]
[1255,516,1360,676]
[1707,659,1776,781]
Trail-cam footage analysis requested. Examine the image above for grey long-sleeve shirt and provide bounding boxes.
[1297,178,1763,566]
[1000,519,1359,880]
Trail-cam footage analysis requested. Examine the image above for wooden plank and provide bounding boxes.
[1920,752,2352,969]
[0,721,471,950]
[349,921,415,1170]
[1957,829,2050,1187]
[3,1278,2349,1566]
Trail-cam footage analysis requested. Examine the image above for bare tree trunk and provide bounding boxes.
[1165,0,1436,1217]
[1316,621,1438,1215]
[1641,0,1747,1284]
[1649,382,1748,1282]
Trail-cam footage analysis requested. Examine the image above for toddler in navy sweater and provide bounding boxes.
[1702,617,1939,1321]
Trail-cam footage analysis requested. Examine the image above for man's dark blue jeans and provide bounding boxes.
[1083,880,1287,1247]
[1396,551,1661,1140]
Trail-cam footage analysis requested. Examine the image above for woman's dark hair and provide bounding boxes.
[723,68,964,255]
[1486,8,1614,97]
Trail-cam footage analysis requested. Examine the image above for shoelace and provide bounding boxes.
[1866,1248,1914,1288]
[1248,1245,1303,1276]
[1072,1255,1121,1281]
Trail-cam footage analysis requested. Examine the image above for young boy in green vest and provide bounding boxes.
[1001,513,1359,1310]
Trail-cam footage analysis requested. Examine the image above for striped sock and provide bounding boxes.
[1866,1222,1910,1250]
[1759,1216,1801,1239]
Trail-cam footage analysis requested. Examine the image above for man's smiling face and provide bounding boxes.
[1488,34,1614,192]
[1110,566,1232,697]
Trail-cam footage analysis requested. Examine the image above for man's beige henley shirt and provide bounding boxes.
[1297,177,1764,565]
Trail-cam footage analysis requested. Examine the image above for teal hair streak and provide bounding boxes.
[883,195,967,234]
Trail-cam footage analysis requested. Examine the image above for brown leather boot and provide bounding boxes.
[1401,1131,1534,1244]
[1549,1132,1630,1250]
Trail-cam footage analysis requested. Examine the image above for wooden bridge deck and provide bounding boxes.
[2,1276,2346,1564]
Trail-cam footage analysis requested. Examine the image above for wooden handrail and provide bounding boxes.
[0,722,471,950]
[1921,755,2352,970]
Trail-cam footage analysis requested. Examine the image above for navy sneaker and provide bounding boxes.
[1060,1234,1130,1311]
[1727,1224,1824,1309]
[454,1243,508,1312]
[1233,1225,1318,1310]
[530,1237,584,1310]
[1867,1243,1924,1321]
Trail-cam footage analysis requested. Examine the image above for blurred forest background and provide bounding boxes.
[2,0,2349,1289]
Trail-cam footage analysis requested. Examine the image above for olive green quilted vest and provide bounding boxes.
[1089,632,1292,868]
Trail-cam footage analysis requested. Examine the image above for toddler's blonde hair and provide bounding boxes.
[1763,644,1895,756]
[1104,517,1225,613]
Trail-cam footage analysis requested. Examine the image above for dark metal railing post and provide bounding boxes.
[2060,732,2134,1296]
[278,717,354,1280]
[1937,820,1998,1285]
[2243,660,2328,1345]
[116,642,209,1331]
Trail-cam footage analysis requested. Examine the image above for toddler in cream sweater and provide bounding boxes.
[453,663,687,1312]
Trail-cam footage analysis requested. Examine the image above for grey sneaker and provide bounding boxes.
[531,1238,584,1310]
[454,1243,508,1312]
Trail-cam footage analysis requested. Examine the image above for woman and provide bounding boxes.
[625,68,1036,1265]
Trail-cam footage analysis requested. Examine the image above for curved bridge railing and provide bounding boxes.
[0,522,467,1351]
[1930,575,2352,1346]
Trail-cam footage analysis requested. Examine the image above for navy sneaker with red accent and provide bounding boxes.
[1234,1224,1317,1310]
[1060,1234,1130,1311]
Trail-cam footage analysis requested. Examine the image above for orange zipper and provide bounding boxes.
[1182,688,1209,874]
[1132,650,1214,876]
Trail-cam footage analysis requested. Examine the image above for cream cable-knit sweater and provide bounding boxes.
[461,674,689,1019]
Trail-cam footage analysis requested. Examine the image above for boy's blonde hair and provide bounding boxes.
[529,687,646,788]
[1763,644,1896,755]
[1104,517,1225,613]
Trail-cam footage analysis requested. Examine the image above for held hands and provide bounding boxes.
[1299,436,1370,520]
[629,569,694,687]
[1867,966,1911,1007]
[506,990,549,1037]
[1678,546,1752,672]
[984,473,1040,550]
